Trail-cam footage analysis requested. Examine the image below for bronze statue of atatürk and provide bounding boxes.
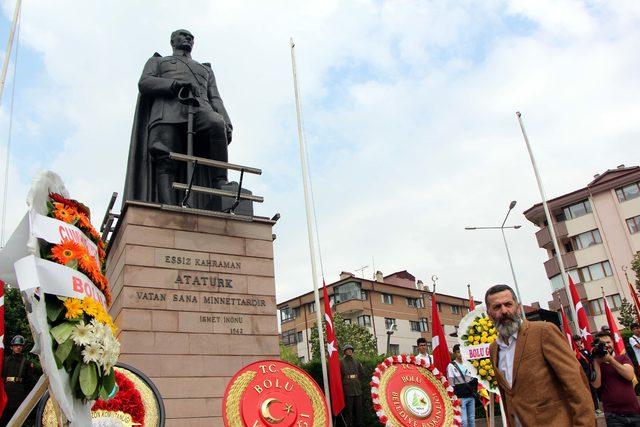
[123,29,232,209]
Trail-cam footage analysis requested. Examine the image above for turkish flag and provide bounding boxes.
[568,276,593,351]
[627,280,640,323]
[0,281,8,417]
[603,296,625,355]
[322,281,345,416]
[430,293,450,374]
[559,305,577,351]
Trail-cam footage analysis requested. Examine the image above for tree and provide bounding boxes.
[617,298,638,329]
[633,251,640,290]
[279,342,300,365]
[309,313,378,361]
[3,283,34,350]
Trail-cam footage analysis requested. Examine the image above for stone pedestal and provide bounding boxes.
[106,203,279,427]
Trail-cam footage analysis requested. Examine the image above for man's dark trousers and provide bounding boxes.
[343,394,363,427]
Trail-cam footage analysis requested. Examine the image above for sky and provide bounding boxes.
[1,0,639,309]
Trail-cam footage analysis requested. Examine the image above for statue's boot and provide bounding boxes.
[157,172,177,205]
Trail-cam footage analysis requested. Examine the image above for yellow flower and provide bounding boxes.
[481,336,488,343]
[472,360,479,367]
[63,298,83,319]
[82,297,100,318]
[482,331,488,337]
[479,368,487,376]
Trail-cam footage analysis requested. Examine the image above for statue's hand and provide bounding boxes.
[226,123,233,144]
[171,80,193,96]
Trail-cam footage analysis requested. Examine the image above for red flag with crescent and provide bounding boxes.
[322,281,345,416]
[603,297,625,355]
[0,281,8,417]
[568,276,593,351]
[430,293,450,374]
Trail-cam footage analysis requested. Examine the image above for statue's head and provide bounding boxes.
[170,29,194,52]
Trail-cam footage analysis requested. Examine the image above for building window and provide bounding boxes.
[579,261,613,282]
[381,293,393,305]
[421,318,429,331]
[606,294,622,311]
[412,345,419,355]
[406,297,424,308]
[562,200,592,221]
[282,329,297,346]
[280,306,299,322]
[451,305,461,315]
[410,321,421,332]
[335,281,365,304]
[616,181,640,202]
[589,299,604,316]
[437,302,443,312]
[627,215,640,234]
[297,331,303,343]
[361,290,369,300]
[343,318,352,324]
[426,342,433,353]
[308,301,316,313]
[550,269,580,289]
[299,356,306,363]
[385,318,396,329]
[573,229,602,250]
[389,344,400,355]
[357,315,371,327]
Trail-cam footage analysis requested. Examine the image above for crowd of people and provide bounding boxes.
[4,284,640,426]
[334,284,640,427]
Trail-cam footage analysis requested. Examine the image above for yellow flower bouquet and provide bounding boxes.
[458,311,498,391]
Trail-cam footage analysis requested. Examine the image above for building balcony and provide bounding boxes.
[543,252,578,279]
[535,221,568,248]
[335,298,367,315]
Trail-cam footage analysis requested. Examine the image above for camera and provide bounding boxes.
[591,338,608,358]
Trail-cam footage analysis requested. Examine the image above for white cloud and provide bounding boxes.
[1,0,638,315]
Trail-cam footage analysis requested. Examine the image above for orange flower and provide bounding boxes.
[53,204,75,223]
[78,250,99,273]
[63,298,84,319]
[50,239,83,265]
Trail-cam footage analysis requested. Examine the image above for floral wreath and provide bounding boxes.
[92,370,145,425]
[370,354,462,427]
[458,308,498,392]
[42,192,119,401]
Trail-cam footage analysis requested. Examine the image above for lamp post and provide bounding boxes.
[465,201,526,319]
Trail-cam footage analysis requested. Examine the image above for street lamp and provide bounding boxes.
[465,201,526,319]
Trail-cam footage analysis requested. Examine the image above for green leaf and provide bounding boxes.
[47,299,65,323]
[79,362,98,397]
[66,259,78,270]
[101,369,116,397]
[50,322,75,344]
[55,339,74,366]
[70,362,81,391]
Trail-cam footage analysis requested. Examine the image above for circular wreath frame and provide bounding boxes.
[370,354,462,427]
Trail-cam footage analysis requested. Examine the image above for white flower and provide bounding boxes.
[90,319,108,341]
[82,343,104,364]
[71,321,94,346]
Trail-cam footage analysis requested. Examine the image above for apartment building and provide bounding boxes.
[277,270,478,363]
[524,165,640,331]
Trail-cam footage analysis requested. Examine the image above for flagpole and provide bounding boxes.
[0,0,21,104]
[516,112,579,325]
[290,38,333,416]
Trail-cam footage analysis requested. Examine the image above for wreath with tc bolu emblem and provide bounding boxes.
[370,354,462,427]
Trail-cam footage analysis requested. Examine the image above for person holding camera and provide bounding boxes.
[574,334,600,413]
[591,331,640,426]
[448,344,477,427]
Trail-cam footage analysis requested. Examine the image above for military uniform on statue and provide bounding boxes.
[123,29,233,209]
[340,344,365,427]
